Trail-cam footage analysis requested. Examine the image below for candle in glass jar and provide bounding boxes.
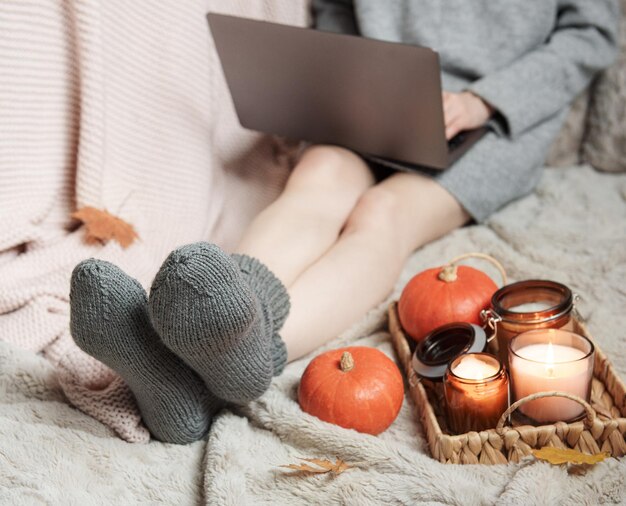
[486,280,576,367]
[443,353,509,434]
[509,329,594,424]
[509,301,553,313]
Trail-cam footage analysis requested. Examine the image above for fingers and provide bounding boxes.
[445,120,462,140]
[442,92,454,120]
[443,101,456,123]
[443,91,492,140]
[442,92,464,139]
[442,92,461,122]
[445,115,463,140]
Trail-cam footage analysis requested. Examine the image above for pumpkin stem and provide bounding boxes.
[438,264,458,283]
[340,352,355,372]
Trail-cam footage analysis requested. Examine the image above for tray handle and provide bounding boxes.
[496,391,597,432]
[446,252,507,287]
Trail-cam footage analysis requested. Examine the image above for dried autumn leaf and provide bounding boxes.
[280,457,351,475]
[72,207,138,248]
[299,458,342,471]
[532,447,610,465]
[280,463,329,474]
[567,463,593,476]
[332,460,350,474]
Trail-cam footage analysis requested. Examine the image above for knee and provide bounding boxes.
[345,186,400,231]
[343,186,410,253]
[287,145,372,194]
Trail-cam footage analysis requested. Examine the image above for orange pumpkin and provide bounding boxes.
[298,347,403,435]
[398,263,497,343]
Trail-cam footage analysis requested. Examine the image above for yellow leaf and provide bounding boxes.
[280,458,352,475]
[532,447,610,465]
[72,207,138,249]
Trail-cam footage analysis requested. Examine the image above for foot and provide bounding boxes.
[70,259,221,444]
[148,243,290,404]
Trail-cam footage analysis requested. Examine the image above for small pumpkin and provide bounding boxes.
[298,347,403,435]
[398,254,504,343]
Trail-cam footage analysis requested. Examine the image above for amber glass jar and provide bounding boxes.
[482,280,576,367]
[443,353,509,434]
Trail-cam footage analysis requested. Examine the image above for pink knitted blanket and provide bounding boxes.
[0,0,308,442]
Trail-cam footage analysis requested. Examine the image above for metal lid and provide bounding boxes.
[412,322,487,381]
[490,279,573,325]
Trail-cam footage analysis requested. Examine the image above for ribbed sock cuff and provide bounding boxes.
[231,254,290,375]
[271,338,288,376]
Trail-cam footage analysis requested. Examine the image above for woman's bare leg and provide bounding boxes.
[234,145,375,287]
[281,171,470,360]
[235,144,470,361]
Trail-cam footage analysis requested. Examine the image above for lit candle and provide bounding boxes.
[443,353,509,434]
[509,329,594,423]
[452,354,497,379]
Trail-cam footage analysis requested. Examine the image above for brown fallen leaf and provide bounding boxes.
[280,457,351,475]
[532,447,610,466]
[72,207,138,248]
[567,463,593,476]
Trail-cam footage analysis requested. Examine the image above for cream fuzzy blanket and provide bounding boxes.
[1,0,625,503]
[2,166,625,504]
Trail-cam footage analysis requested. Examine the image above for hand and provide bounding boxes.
[442,91,495,140]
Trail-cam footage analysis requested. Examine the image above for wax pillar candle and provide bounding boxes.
[443,353,509,434]
[509,329,594,423]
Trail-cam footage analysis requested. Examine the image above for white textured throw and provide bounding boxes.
[1,167,625,504]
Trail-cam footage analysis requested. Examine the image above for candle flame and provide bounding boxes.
[545,341,555,377]
[475,368,487,381]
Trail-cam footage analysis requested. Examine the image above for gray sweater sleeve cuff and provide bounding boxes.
[466,0,619,139]
[485,113,508,138]
[312,0,358,35]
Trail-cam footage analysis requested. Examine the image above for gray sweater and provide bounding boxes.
[313,0,619,139]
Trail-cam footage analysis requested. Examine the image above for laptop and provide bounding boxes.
[207,13,487,172]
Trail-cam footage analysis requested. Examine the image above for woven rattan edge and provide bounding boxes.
[387,301,626,464]
[388,305,444,453]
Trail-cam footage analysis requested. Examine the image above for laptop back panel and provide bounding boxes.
[208,13,450,170]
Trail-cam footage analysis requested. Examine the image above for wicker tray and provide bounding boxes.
[388,302,626,464]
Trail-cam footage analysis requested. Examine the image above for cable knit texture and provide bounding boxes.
[70,259,222,443]
[149,243,290,403]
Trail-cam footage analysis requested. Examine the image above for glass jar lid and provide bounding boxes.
[491,279,573,325]
[412,322,487,381]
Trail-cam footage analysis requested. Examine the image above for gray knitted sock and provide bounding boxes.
[148,242,290,404]
[70,259,222,444]
[232,253,290,376]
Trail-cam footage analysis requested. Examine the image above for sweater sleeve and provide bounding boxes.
[311,0,358,35]
[466,0,620,139]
